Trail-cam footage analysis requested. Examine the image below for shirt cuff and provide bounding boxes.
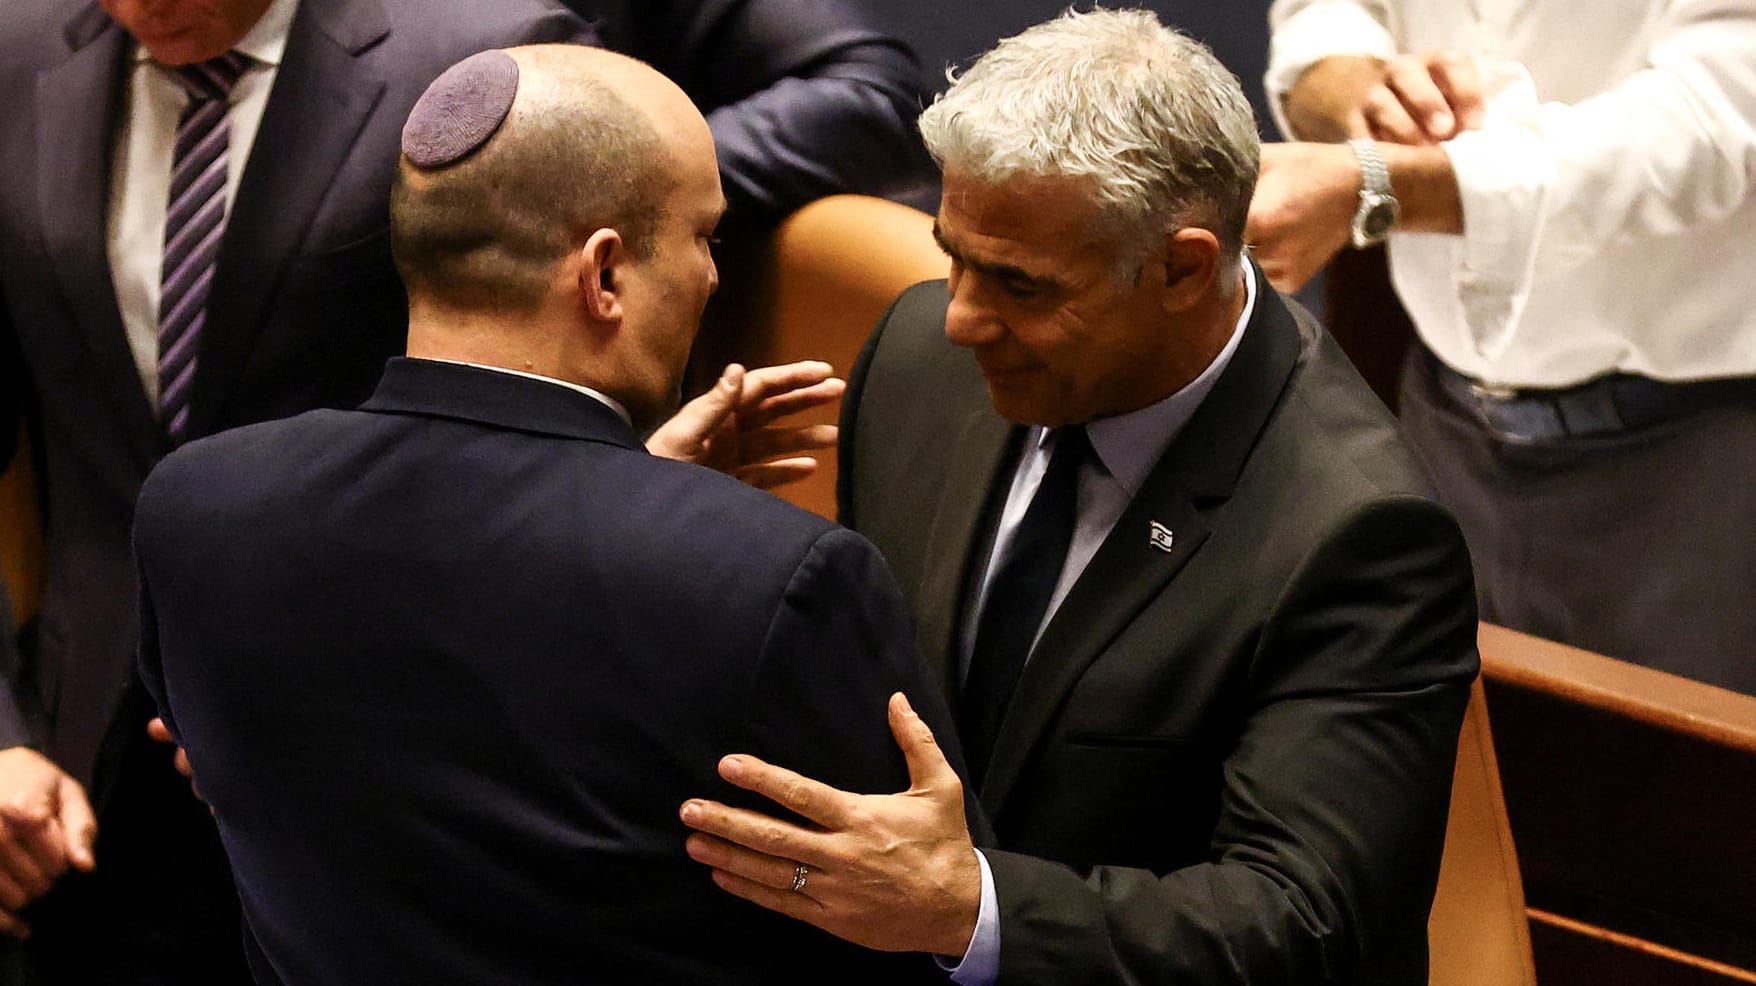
[935,849,1000,985]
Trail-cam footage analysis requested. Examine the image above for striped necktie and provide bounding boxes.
[158,50,251,446]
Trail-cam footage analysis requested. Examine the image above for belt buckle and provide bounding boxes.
[1468,381,1520,402]
[1463,381,1563,443]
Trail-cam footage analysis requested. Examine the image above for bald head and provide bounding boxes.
[390,45,708,314]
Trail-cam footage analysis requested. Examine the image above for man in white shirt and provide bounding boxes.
[1248,0,1756,691]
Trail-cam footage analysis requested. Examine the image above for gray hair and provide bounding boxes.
[919,7,1260,267]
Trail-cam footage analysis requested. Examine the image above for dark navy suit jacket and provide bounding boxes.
[136,359,968,985]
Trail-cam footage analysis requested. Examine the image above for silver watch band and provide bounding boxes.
[1348,138,1392,197]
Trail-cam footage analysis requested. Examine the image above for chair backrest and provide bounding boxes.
[1480,623,1756,985]
[1428,677,1538,986]
[0,425,43,629]
[694,194,948,519]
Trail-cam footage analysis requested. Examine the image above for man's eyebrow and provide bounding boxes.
[931,222,1048,286]
[931,221,954,257]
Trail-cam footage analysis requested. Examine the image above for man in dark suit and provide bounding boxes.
[0,0,594,978]
[0,0,929,976]
[681,10,1481,983]
[572,0,934,234]
[134,44,971,985]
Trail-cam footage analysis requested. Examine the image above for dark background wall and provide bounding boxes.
[870,0,1281,139]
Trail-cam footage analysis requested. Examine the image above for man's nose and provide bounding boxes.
[943,273,1001,349]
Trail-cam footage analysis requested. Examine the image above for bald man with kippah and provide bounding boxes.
[131,45,972,985]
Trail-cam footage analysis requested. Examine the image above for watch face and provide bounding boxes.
[1351,191,1400,248]
[1363,200,1398,238]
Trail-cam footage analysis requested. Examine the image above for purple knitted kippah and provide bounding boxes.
[401,50,519,168]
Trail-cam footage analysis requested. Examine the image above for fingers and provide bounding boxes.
[0,908,28,940]
[0,842,48,915]
[54,779,97,872]
[716,754,853,829]
[734,458,820,491]
[679,797,825,866]
[738,361,835,404]
[685,832,812,895]
[1367,51,1484,144]
[1385,54,1456,140]
[707,867,825,926]
[644,365,744,461]
[146,718,174,744]
[737,424,838,464]
[1362,79,1428,145]
[887,694,962,796]
[1427,52,1485,132]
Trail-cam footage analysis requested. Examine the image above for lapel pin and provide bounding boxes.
[1148,521,1175,553]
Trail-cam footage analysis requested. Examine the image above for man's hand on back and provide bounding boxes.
[680,693,982,957]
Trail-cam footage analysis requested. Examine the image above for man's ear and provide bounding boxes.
[580,227,626,324]
[1159,227,1223,314]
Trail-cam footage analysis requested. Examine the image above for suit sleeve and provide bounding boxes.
[743,525,989,842]
[985,497,1478,985]
[619,0,931,232]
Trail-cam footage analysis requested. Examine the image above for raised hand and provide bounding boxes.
[646,361,844,490]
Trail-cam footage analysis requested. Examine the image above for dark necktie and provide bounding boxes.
[158,51,251,445]
[960,425,1091,784]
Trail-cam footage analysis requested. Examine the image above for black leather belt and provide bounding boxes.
[1425,351,1753,443]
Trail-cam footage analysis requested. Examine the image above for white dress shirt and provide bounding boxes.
[1267,0,1756,388]
[107,0,301,405]
[945,263,1257,985]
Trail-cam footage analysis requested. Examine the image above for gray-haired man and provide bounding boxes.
[680,9,1480,985]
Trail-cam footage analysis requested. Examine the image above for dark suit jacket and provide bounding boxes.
[575,0,932,233]
[839,271,1481,985]
[135,358,962,985]
[0,0,592,790]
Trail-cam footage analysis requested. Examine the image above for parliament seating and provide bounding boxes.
[694,194,949,520]
[1481,624,1756,985]
[0,425,42,630]
[1428,677,1537,986]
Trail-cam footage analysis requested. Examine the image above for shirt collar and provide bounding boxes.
[132,0,299,68]
[1056,256,1257,497]
[419,359,634,427]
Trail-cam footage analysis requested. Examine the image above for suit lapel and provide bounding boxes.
[191,0,390,435]
[913,407,1018,704]
[35,7,161,469]
[979,267,1306,815]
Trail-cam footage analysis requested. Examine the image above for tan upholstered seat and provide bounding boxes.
[1428,678,1538,986]
[0,426,42,630]
[696,194,948,520]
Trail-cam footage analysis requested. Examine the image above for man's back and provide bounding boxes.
[136,360,950,984]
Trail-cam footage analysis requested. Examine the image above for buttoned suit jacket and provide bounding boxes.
[135,358,966,985]
[839,272,1481,985]
[0,0,592,792]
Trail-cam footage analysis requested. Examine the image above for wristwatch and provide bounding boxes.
[1347,138,1399,248]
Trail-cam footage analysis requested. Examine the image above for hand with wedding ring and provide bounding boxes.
[679,693,981,957]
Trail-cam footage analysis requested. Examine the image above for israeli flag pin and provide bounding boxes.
[1148,521,1175,553]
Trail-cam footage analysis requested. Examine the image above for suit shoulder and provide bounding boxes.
[0,0,92,80]
[624,453,841,552]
